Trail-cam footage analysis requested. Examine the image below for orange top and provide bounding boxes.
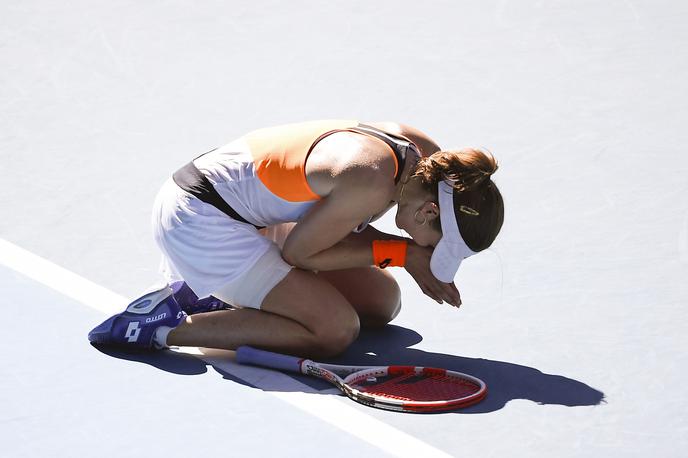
[245,119,391,202]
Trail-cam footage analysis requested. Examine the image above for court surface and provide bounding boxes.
[1,1,687,456]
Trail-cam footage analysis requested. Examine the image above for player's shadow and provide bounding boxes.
[320,325,606,414]
[92,324,604,414]
[93,344,209,375]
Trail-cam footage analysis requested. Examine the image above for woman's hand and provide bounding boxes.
[405,242,462,307]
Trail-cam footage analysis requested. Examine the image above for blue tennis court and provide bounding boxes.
[2,1,687,456]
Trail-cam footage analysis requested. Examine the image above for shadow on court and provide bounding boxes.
[92,325,605,414]
[94,345,209,375]
[330,325,606,414]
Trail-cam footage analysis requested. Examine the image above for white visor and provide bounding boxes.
[430,180,477,283]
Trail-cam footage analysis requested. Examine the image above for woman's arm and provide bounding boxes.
[281,162,395,271]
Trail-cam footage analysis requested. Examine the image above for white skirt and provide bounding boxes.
[151,178,293,307]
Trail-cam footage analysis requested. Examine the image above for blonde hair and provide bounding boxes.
[413,148,504,252]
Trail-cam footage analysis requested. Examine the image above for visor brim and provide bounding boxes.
[430,180,476,283]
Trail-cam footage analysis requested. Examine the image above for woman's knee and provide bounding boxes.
[359,275,402,327]
[317,267,402,328]
[261,268,360,358]
[360,296,401,327]
[311,307,360,358]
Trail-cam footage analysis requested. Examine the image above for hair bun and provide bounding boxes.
[413,147,498,192]
[448,147,498,192]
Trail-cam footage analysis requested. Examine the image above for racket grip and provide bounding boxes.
[235,346,304,373]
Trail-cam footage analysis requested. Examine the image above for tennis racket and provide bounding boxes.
[235,346,487,413]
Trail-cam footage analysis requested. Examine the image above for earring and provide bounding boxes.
[414,209,427,226]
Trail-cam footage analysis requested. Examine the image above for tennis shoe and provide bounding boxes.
[88,284,186,349]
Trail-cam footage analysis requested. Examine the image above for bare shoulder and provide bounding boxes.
[365,121,442,157]
[306,130,398,201]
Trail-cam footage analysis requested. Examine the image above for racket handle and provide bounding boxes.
[235,346,304,373]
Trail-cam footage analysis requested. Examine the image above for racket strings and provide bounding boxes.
[354,372,481,402]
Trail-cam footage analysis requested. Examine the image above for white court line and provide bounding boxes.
[680,210,688,265]
[0,238,453,458]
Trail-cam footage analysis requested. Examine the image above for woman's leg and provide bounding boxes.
[316,267,401,327]
[167,268,360,359]
[261,223,402,328]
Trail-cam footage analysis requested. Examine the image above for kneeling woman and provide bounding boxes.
[89,120,504,359]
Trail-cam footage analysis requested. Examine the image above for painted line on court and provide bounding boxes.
[679,210,688,264]
[0,238,452,458]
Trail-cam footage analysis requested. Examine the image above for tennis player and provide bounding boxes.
[88,120,504,358]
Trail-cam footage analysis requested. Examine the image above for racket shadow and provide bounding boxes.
[325,325,606,414]
[90,325,605,413]
[209,324,605,413]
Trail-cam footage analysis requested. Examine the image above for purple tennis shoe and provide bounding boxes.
[88,284,187,349]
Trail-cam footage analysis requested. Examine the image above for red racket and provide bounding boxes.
[235,346,487,413]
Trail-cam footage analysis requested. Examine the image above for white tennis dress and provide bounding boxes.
[151,120,413,306]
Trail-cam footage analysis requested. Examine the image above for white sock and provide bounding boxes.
[153,326,174,349]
